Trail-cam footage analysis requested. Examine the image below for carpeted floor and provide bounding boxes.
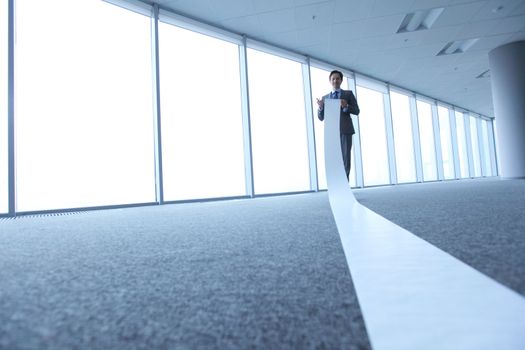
[0,194,371,349]
[2,177,522,349]
[354,178,525,296]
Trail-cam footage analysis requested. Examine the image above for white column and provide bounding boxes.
[488,41,525,178]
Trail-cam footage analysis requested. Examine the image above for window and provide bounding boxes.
[0,0,7,213]
[416,100,437,181]
[390,91,416,183]
[15,0,156,211]
[357,85,389,186]
[480,119,493,176]
[247,48,310,194]
[158,22,245,200]
[470,115,482,177]
[438,106,455,179]
[455,112,469,178]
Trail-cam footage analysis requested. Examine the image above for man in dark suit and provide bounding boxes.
[317,70,360,180]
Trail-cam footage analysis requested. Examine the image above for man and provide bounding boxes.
[317,70,360,180]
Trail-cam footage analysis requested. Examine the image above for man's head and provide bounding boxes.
[329,70,343,90]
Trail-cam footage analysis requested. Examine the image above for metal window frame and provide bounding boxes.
[487,119,498,176]
[411,96,424,182]
[448,108,461,179]
[3,0,499,217]
[352,79,365,188]
[239,36,255,197]
[7,0,15,216]
[431,102,444,181]
[151,4,164,204]
[303,58,319,192]
[464,113,475,178]
[384,89,397,184]
[476,117,487,177]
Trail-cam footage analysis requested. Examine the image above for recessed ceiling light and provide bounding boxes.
[437,38,479,55]
[397,7,444,33]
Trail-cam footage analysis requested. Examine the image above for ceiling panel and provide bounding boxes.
[433,2,487,28]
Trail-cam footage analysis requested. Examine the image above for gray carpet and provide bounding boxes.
[0,194,371,349]
[354,178,525,296]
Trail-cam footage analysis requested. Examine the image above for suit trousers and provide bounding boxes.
[340,133,353,180]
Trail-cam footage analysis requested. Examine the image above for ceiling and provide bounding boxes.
[151,0,525,118]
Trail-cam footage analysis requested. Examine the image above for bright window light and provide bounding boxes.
[417,100,437,181]
[481,120,493,176]
[438,106,455,179]
[158,22,246,200]
[455,112,470,178]
[391,91,416,183]
[247,49,310,195]
[357,85,390,186]
[15,0,156,211]
[470,116,482,177]
[0,0,7,213]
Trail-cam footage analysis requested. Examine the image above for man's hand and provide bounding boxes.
[316,97,324,110]
[341,99,348,108]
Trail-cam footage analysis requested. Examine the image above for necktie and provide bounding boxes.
[333,91,339,99]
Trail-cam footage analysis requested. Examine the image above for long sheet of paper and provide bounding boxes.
[323,99,525,349]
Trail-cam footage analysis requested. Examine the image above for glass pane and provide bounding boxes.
[481,120,492,176]
[455,112,469,178]
[247,49,309,194]
[470,116,482,177]
[0,0,8,213]
[159,23,245,200]
[15,0,156,211]
[417,100,437,181]
[357,85,389,186]
[390,91,416,183]
[438,106,455,179]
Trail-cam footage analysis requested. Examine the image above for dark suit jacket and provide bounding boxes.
[317,90,360,135]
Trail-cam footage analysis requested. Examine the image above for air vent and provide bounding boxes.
[437,38,479,56]
[476,70,491,79]
[397,8,444,33]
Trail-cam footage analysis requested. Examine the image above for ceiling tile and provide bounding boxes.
[490,14,525,35]
[160,0,214,18]
[219,15,262,35]
[331,20,367,42]
[422,25,462,44]
[295,25,332,48]
[294,2,335,29]
[252,0,294,13]
[410,0,451,11]
[370,0,417,17]
[511,1,525,15]
[471,0,523,21]
[333,0,375,23]
[362,14,406,37]
[456,19,500,39]
[257,8,296,33]
[293,0,330,5]
[433,2,487,27]
[208,0,256,20]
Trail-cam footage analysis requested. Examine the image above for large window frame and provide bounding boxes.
[2,1,499,216]
[157,15,246,201]
[14,0,157,212]
[1,0,9,214]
